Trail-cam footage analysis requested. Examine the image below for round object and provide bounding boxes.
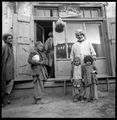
[55,18,65,33]
[32,54,40,62]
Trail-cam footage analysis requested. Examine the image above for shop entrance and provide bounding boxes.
[34,20,53,43]
[34,20,55,78]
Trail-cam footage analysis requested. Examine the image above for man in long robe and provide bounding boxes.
[2,33,14,107]
[44,32,54,78]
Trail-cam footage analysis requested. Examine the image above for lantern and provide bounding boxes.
[55,18,66,33]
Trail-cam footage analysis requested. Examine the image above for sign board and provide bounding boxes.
[59,5,81,18]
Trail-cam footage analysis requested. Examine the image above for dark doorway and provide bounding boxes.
[35,20,55,78]
[35,20,53,43]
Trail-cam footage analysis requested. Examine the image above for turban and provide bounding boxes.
[75,29,85,36]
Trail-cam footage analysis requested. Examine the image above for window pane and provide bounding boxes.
[111,23,115,39]
[68,43,74,58]
[80,10,84,18]
[34,7,58,17]
[52,9,58,17]
[44,10,50,17]
[84,10,91,18]
[91,10,98,17]
[85,23,105,57]
[66,22,83,43]
[55,31,66,58]
[36,9,44,16]
[66,22,83,58]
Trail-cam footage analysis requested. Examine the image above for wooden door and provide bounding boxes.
[107,17,116,76]
[13,14,34,81]
[53,21,71,78]
[35,22,45,43]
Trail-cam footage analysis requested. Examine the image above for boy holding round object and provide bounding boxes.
[28,41,48,104]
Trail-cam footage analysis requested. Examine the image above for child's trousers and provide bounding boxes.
[72,79,84,99]
[33,75,44,100]
[72,86,84,99]
[84,83,98,100]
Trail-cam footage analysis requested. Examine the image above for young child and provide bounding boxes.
[71,57,84,102]
[82,55,98,102]
[28,41,48,104]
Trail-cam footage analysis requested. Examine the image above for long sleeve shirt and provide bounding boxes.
[44,37,54,67]
[70,40,96,63]
[82,64,97,85]
[28,49,48,80]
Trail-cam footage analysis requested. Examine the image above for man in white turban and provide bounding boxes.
[70,29,96,64]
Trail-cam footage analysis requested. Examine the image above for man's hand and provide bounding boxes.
[37,61,44,65]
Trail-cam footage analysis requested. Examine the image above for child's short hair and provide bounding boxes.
[35,41,43,47]
[73,56,81,66]
[84,55,94,64]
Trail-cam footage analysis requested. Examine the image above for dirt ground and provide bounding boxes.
[2,83,115,118]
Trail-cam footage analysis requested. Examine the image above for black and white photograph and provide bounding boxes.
[1,1,116,118]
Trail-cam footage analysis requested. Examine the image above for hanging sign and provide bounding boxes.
[59,5,81,18]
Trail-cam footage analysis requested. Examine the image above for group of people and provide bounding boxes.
[1,32,54,106]
[70,29,98,102]
[2,29,98,106]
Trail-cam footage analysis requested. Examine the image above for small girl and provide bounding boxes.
[71,57,84,102]
[82,55,98,102]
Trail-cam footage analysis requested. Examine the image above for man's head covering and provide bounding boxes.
[75,29,85,36]
[48,32,53,37]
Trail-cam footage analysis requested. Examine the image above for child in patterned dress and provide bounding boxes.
[71,57,84,102]
[82,55,98,102]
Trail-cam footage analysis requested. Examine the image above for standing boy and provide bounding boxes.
[28,41,48,104]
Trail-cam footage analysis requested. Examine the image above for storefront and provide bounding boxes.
[7,2,113,81]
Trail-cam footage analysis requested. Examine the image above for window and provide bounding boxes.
[34,6,59,17]
[85,23,105,57]
[91,9,99,18]
[66,22,84,58]
[84,9,91,18]
[55,31,67,58]
[80,7,102,18]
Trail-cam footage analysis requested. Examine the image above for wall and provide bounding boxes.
[106,2,116,76]
[2,2,14,34]
[2,2,32,35]
[17,2,32,17]
[106,2,116,18]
